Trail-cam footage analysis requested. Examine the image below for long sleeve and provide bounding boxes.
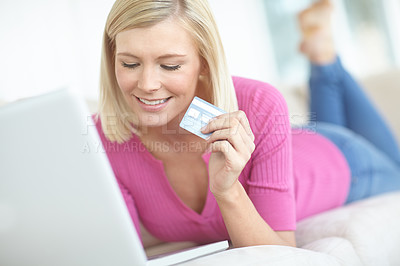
[233,76,296,231]
[116,178,142,241]
[93,115,143,241]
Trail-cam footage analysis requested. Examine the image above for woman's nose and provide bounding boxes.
[137,66,161,92]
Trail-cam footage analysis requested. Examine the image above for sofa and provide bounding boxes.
[176,191,400,266]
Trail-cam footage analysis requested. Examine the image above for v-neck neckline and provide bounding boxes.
[132,135,215,220]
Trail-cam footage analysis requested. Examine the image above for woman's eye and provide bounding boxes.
[161,64,181,71]
[122,62,139,69]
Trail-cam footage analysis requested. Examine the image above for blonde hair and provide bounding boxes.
[99,0,238,143]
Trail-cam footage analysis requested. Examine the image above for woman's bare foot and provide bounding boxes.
[298,0,336,65]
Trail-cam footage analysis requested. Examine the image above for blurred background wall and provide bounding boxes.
[0,0,399,103]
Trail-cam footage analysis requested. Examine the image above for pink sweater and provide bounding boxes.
[95,76,350,244]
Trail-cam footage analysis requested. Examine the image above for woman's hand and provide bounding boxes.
[201,110,255,198]
[202,110,296,248]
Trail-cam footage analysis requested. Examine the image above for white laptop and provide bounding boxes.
[0,89,228,266]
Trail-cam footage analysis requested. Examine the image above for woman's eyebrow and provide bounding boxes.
[116,52,138,58]
[157,54,187,59]
[116,52,186,59]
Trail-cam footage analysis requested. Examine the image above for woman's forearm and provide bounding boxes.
[214,181,296,248]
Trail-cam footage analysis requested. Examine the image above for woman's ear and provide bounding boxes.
[199,57,210,76]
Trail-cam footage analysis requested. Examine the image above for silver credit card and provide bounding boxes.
[179,96,226,139]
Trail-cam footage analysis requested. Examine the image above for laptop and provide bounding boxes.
[0,89,229,266]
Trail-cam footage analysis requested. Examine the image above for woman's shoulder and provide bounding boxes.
[91,114,139,153]
[232,76,276,91]
[232,76,289,116]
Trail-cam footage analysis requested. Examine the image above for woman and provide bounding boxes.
[95,0,400,248]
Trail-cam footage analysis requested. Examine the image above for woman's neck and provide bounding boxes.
[139,116,208,159]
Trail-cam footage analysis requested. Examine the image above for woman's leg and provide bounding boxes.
[298,0,400,165]
[298,0,400,202]
[309,58,400,166]
[309,122,400,203]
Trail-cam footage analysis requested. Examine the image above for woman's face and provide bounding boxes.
[115,18,205,129]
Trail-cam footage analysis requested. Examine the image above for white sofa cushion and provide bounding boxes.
[180,192,400,265]
[296,192,400,266]
[180,244,344,266]
[302,237,362,266]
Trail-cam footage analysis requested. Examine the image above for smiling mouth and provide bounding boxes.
[137,97,172,105]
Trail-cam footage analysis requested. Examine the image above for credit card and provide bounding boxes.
[180,96,226,139]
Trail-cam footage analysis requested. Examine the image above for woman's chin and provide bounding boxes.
[136,114,170,128]
[137,113,185,135]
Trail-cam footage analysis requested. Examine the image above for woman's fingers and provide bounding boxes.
[206,125,255,155]
[202,110,255,142]
[205,111,255,195]
[202,110,255,163]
